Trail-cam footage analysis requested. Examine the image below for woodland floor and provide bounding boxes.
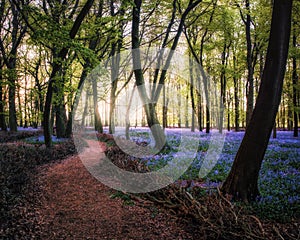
[1,130,299,239]
[26,154,200,239]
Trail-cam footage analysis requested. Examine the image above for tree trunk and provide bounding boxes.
[92,76,103,133]
[196,87,202,131]
[17,83,23,127]
[162,85,169,129]
[125,85,135,139]
[288,105,293,131]
[109,84,116,134]
[108,2,124,134]
[55,102,67,138]
[292,26,298,137]
[8,64,18,132]
[0,67,7,131]
[227,95,231,132]
[185,93,189,128]
[273,121,277,138]
[177,85,181,128]
[221,0,292,202]
[245,0,254,127]
[219,42,228,133]
[233,50,240,132]
[132,0,166,149]
[189,58,196,132]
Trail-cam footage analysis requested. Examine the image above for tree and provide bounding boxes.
[221,0,293,201]
[132,0,202,149]
[43,0,95,147]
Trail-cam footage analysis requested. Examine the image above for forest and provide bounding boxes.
[0,0,299,239]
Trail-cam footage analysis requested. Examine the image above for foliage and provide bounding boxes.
[110,191,134,206]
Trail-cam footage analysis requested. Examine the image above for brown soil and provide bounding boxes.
[34,154,196,239]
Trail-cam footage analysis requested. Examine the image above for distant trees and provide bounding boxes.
[221,0,293,201]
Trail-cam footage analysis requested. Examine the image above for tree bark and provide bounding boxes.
[244,0,254,127]
[0,64,7,131]
[189,57,196,132]
[221,0,293,202]
[125,85,135,139]
[177,84,181,128]
[132,0,166,149]
[7,63,17,132]
[233,52,240,132]
[162,84,169,129]
[292,25,298,137]
[92,75,103,133]
[185,93,189,128]
[219,41,230,133]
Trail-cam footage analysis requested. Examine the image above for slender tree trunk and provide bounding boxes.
[281,97,286,129]
[8,63,17,132]
[185,93,189,128]
[221,0,292,202]
[189,58,196,132]
[92,76,103,133]
[196,86,202,131]
[233,55,239,132]
[227,95,231,132]
[81,89,90,127]
[288,105,293,130]
[219,43,227,133]
[292,26,298,137]
[244,0,254,127]
[125,85,135,139]
[23,76,28,128]
[108,2,124,134]
[33,59,44,127]
[177,84,181,128]
[109,81,117,133]
[0,67,7,131]
[17,84,23,127]
[162,84,169,129]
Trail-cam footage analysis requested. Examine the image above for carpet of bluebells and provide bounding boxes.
[123,128,300,221]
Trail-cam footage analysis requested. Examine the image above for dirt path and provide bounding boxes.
[34,143,195,239]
